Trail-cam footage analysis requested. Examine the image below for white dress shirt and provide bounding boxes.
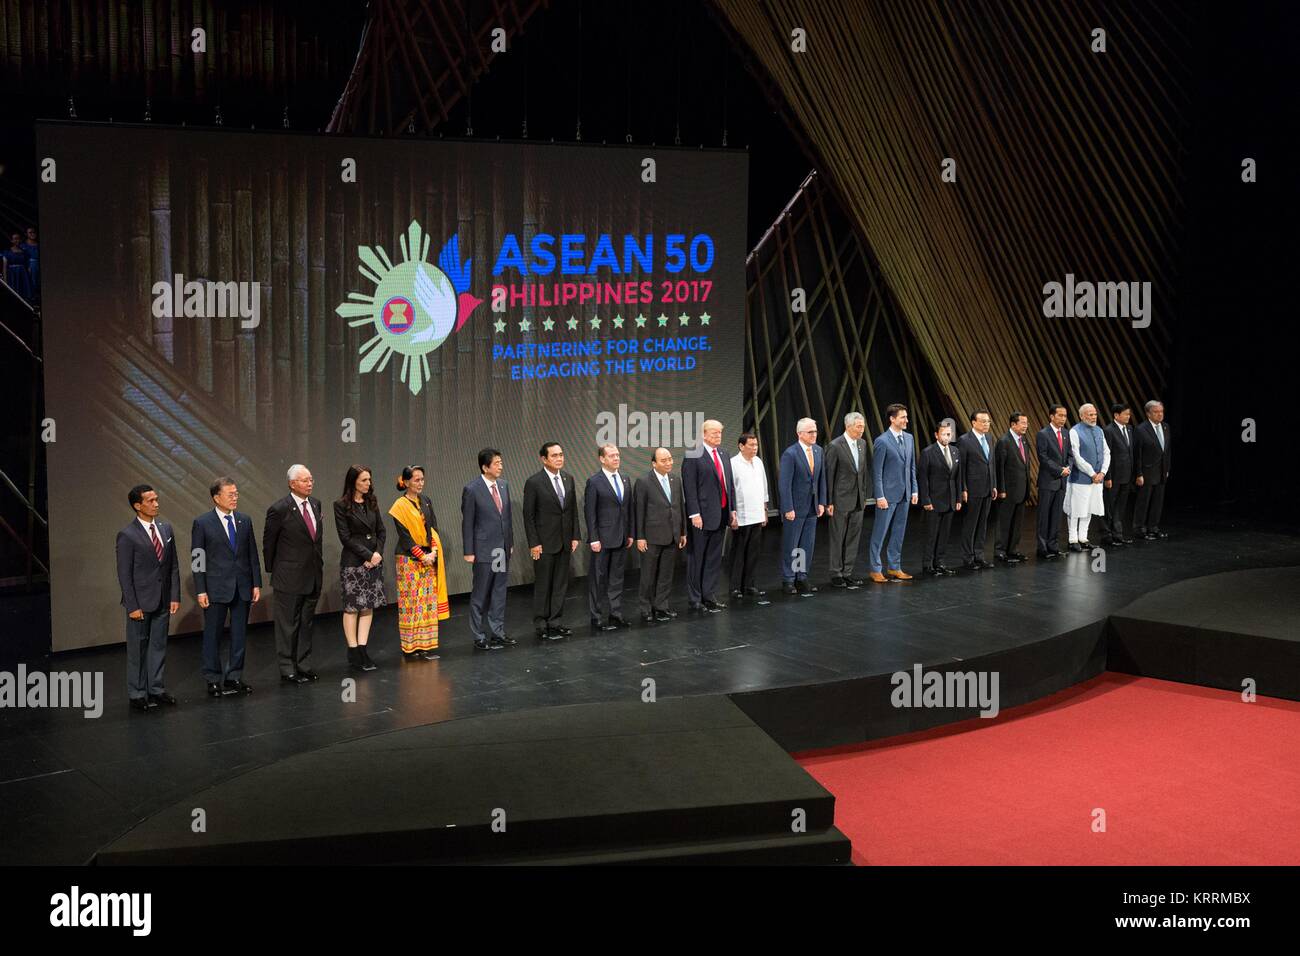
[730,453,769,527]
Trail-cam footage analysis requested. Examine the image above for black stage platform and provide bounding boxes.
[2,512,1298,863]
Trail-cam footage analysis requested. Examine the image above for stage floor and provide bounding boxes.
[2,511,1299,863]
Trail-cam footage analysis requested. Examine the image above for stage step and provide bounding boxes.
[95,696,850,865]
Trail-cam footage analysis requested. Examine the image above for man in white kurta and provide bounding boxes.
[1064,403,1111,548]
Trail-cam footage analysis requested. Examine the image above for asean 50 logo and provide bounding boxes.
[336,220,483,395]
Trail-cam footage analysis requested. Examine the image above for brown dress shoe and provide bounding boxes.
[886,569,913,580]
[868,572,888,583]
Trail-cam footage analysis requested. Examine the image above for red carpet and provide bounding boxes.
[796,673,1300,865]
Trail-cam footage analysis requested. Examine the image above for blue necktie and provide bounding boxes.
[612,473,622,502]
[660,474,670,502]
[225,514,237,553]
[979,434,988,458]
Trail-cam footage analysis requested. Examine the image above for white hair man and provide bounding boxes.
[262,463,325,682]
[1063,404,1111,550]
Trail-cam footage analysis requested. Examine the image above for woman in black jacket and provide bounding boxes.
[334,464,387,671]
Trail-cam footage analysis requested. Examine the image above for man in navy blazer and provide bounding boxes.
[116,484,181,712]
[585,444,634,631]
[462,447,515,649]
[778,417,827,594]
[682,419,736,611]
[1035,404,1072,558]
[192,477,262,698]
[867,404,919,581]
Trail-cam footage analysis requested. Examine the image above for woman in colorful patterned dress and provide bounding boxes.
[388,465,449,661]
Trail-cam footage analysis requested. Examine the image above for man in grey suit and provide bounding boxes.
[116,484,181,712]
[825,411,870,587]
[634,447,687,624]
[462,447,515,650]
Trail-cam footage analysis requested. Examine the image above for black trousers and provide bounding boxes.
[273,587,319,677]
[588,545,627,621]
[961,494,993,561]
[1103,481,1134,538]
[686,524,726,604]
[923,508,955,569]
[827,506,865,577]
[532,548,571,631]
[201,595,249,683]
[1036,485,1065,553]
[995,497,1026,556]
[729,523,764,591]
[1133,480,1167,532]
[470,560,508,640]
[638,543,677,615]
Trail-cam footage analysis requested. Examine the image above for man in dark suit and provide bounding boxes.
[116,484,181,712]
[1132,399,1172,539]
[779,417,827,594]
[634,447,687,624]
[263,464,324,683]
[917,420,962,576]
[682,419,736,612]
[1103,403,1137,546]
[585,444,634,631]
[523,441,580,641]
[994,411,1032,564]
[192,477,261,697]
[1035,404,1071,558]
[825,411,870,587]
[462,447,515,649]
[958,409,998,569]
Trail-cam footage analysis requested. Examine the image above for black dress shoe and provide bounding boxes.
[225,680,252,695]
[609,615,631,628]
[1068,542,1084,552]
[359,647,378,670]
[420,650,441,660]
[923,567,941,577]
[1143,532,1158,540]
[597,620,620,632]
[347,647,365,671]
[745,587,767,597]
[702,599,727,610]
[782,583,798,595]
[489,634,517,647]
[281,673,301,684]
[730,589,744,599]
[217,680,240,696]
[297,670,319,682]
[542,628,567,641]
[847,577,866,586]
[129,697,156,712]
[964,560,979,571]
[653,610,675,622]
[995,554,1021,564]
[207,682,223,698]
[591,617,604,628]
[940,565,957,575]
[1010,552,1028,561]
[641,613,656,625]
[1120,536,1134,545]
[830,576,847,588]
[973,559,992,570]
[553,625,573,637]
[1154,529,1168,539]
[473,639,493,650]
[688,602,705,612]
[149,691,177,706]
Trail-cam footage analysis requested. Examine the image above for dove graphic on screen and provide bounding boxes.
[336,220,484,396]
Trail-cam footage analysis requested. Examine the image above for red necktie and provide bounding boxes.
[301,500,316,539]
[1017,437,1025,462]
[491,483,503,513]
[711,448,727,508]
[149,524,163,561]
[1056,429,1063,453]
